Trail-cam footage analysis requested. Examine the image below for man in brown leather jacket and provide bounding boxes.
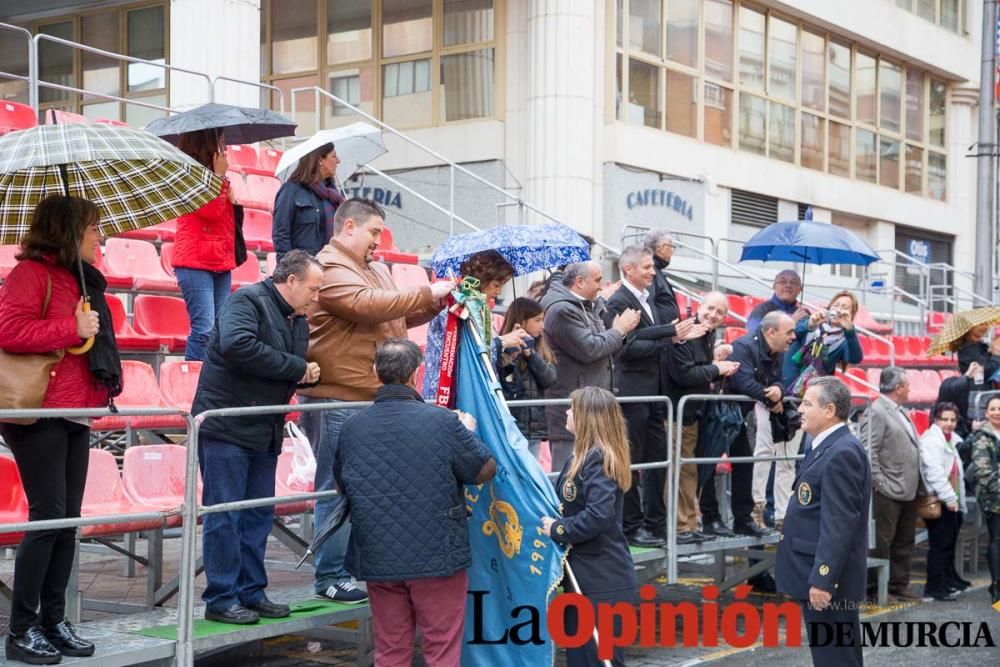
[298,197,455,603]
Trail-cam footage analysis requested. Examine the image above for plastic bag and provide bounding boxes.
[284,421,316,491]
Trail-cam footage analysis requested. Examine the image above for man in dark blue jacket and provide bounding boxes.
[193,250,323,624]
[777,377,870,667]
[335,338,496,666]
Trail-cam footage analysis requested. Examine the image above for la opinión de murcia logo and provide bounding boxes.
[467,585,997,660]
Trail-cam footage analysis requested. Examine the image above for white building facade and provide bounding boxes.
[0,0,987,315]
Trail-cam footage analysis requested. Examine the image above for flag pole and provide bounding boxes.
[462,316,613,667]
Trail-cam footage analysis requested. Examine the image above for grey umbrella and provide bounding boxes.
[144,103,296,145]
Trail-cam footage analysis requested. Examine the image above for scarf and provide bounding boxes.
[307,181,346,242]
[76,261,123,404]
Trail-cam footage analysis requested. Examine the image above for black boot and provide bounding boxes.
[5,626,61,665]
[43,621,94,658]
[991,581,1000,605]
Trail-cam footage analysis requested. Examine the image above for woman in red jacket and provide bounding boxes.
[0,195,121,664]
[173,129,237,361]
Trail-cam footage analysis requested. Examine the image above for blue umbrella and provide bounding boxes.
[429,223,590,278]
[739,220,880,266]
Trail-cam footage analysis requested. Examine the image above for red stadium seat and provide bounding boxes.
[243,174,281,211]
[158,360,201,413]
[132,295,189,353]
[103,237,178,292]
[92,244,135,290]
[81,449,165,537]
[675,292,689,318]
[903,369,937,405]
[926,311,950,335]
[227,170,250,204]
[938,369,959,381]
[838,368,877,402]
[859,335,889,366]
[121,219,177,242]
[891,335,917,366]
[46,108,88,124]
[855,304,892,335]
[391,263,430,289]
[159,241,176,276]
[231,253,263,290]
[0,101,37,129]
[226,144,258,173]
[724,327,746,344]
[0,244,18,280]
[724,294,752,326]
[0,456,28,547]
[108,294,168,352]
[909,409,930,436]
[242,209,275,251]
[91,361,185,430]
[122,444,199,525]
[94,118,127,127]
[866,367,882,391]
[921,369,943,402]
[258,148,282,174]
[373,226,418,264]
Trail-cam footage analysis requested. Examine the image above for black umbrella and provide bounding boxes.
[696,399,744,493]
[294,496,350,570]
[144,103,296,145]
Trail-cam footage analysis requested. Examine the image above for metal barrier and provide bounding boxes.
[0,23,35,108]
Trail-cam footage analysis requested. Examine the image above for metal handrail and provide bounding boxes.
[360,164,481,233]
[32,33,213,107]
[287,86,570,231]
[212,76,284,116]
[34,81,175,114]
[0,22,35,108]
[672,237,897,365]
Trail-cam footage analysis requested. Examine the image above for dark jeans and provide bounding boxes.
[987,511,1000,583]
[621,402,667,535]
[0,418,89,634]
[924,505,963,595]
[175,266,231,361]
[199,436,277,612]
[297,396,358,591]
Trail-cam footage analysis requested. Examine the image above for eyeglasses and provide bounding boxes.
[775,279,801,287]
[658,243,675,250]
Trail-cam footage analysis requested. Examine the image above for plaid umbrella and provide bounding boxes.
[0,123,221,242]
[926,306,1000,356]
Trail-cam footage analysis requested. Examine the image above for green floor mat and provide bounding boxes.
[131,599,370,640]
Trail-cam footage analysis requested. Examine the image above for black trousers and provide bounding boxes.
[0,418,89,635]
[727,425,755,526]
[987,511,1000,582]
[562,588,633,667]
[621,402,667,534]
[801,602,863,667]
[924,505,962,595]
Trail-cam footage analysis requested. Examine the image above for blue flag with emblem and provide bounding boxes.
[455,311,567,666]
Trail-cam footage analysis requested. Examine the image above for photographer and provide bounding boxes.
[783,290,864,397]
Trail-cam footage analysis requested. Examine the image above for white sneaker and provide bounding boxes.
[315,580,368,604]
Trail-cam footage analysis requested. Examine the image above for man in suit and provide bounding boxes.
[644,229,680,325]
[603,246,703,547]
[777,376,870,667]
[858,366,921,601]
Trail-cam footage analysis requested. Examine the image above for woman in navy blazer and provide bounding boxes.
[542,386,637,666]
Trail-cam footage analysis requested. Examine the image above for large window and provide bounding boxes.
[262,0,501,131]
[613,0,949,199]
[17,3,169,122]
[893,0,966,34]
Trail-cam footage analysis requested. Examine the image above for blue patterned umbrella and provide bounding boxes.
[429,223,590,278]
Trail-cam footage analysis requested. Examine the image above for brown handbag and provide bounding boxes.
[915,493,942,521]
[0,274,66,425]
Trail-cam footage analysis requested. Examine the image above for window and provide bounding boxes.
[263,0,500,130]
[612,1,947,197]
[29,3,169,121]
[895,0,966,33]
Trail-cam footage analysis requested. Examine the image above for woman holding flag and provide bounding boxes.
[542,386,637,666]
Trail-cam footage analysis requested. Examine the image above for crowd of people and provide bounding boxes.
[4,183,1000,666]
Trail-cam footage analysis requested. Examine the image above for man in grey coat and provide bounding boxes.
[542,261,640,469]
[858,366,922,601]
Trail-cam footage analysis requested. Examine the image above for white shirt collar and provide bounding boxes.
[810,422,846,450]
[622,279,649,303]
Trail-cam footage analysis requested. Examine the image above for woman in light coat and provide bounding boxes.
[919,402,971,600]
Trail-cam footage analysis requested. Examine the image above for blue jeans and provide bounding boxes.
[297,396,359,591]
[199,436,277,612]
[175,267,231,361]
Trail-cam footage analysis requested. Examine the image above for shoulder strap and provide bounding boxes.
[41,272,53,318]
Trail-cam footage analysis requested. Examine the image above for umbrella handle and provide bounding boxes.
[67,301,95,355]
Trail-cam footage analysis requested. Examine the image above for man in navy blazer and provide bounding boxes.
[776,376,871,667]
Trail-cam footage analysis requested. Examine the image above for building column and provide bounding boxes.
[168,0,261,109]
[949,86,979,300]
[523,0,602,239]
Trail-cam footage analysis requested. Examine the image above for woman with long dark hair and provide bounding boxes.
[497,297,557,450]
[173,128,238,361]
[919,402,971,600]
[0,195,122,664]
[541,387,636,666]
[271,142,343,261]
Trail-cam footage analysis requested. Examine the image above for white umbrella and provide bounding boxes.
[274,121,386,186]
